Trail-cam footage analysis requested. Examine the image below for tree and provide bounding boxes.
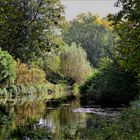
[110,0,140,77]
[63,13,115,67]
[0,0,65,62]
[60,43,92,85]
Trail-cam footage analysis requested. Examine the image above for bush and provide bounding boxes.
[31,52,62,82]
[0,49,16,85]
[15,60,46,85]
[61,43,92,85]
[80,58,139,105]
[43,53,61,74]
[29,68,46,84]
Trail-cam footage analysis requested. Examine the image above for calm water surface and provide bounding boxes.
[0,95,126,140]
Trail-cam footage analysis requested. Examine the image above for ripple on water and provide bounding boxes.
[72,107,122,117]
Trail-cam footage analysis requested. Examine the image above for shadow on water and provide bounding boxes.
[0,95,126,140]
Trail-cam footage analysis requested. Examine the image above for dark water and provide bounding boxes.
[0,95,126,140]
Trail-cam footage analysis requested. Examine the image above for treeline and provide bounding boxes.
[0,0,139,105]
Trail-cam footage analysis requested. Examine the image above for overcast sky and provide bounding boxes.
[61,0,121,20]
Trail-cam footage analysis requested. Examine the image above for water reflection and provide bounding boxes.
[44,99,87,139]
[0,96,123,140]
[73,107,122,117]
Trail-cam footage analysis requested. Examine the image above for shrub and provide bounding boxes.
[60,43,92,85]
[43,53,61,74]
[31,52,62,82]
[15,60,46,85]
[80,58,139,105]
[29,68,46,84]
[0,49,16,85]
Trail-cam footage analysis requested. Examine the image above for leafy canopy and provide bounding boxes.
[0,49,16,85]
[0,0,65,62]
[109,0,140,77]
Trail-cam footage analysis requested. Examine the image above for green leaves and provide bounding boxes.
[60,43,92,85]
[0,0,65,62]
[0,49,16,86]
[111,0,140,78]
[80,58,139,105]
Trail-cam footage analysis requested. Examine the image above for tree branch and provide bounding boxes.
[28,0,43,26]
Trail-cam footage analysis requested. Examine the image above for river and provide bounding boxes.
[0,95,126,140]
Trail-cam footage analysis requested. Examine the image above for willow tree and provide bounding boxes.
[61,43,92,85]
[0,0,65,62]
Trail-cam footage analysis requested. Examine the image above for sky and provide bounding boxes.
[61,0,121,20]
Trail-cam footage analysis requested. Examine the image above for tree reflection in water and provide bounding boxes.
[0,97,87,140]
[0,97,126,140]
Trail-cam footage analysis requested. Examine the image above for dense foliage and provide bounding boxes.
[33,52,61,77]
[15,61,46,85]
[63,13,115,67]
[0,0,140,139]
[0,0,65,62]
[79,1,140,105]
[0,49,16,85]
[109,0,140,77]
[0,0,139,118]
[80,58,139,105]
[61,43,92,85]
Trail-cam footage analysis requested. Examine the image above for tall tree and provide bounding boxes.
[63,13,115,67]
[110,0,140,77]
[0,0,65,62]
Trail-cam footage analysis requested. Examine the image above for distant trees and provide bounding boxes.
[63,13,115,67]
[0,0,65,62]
